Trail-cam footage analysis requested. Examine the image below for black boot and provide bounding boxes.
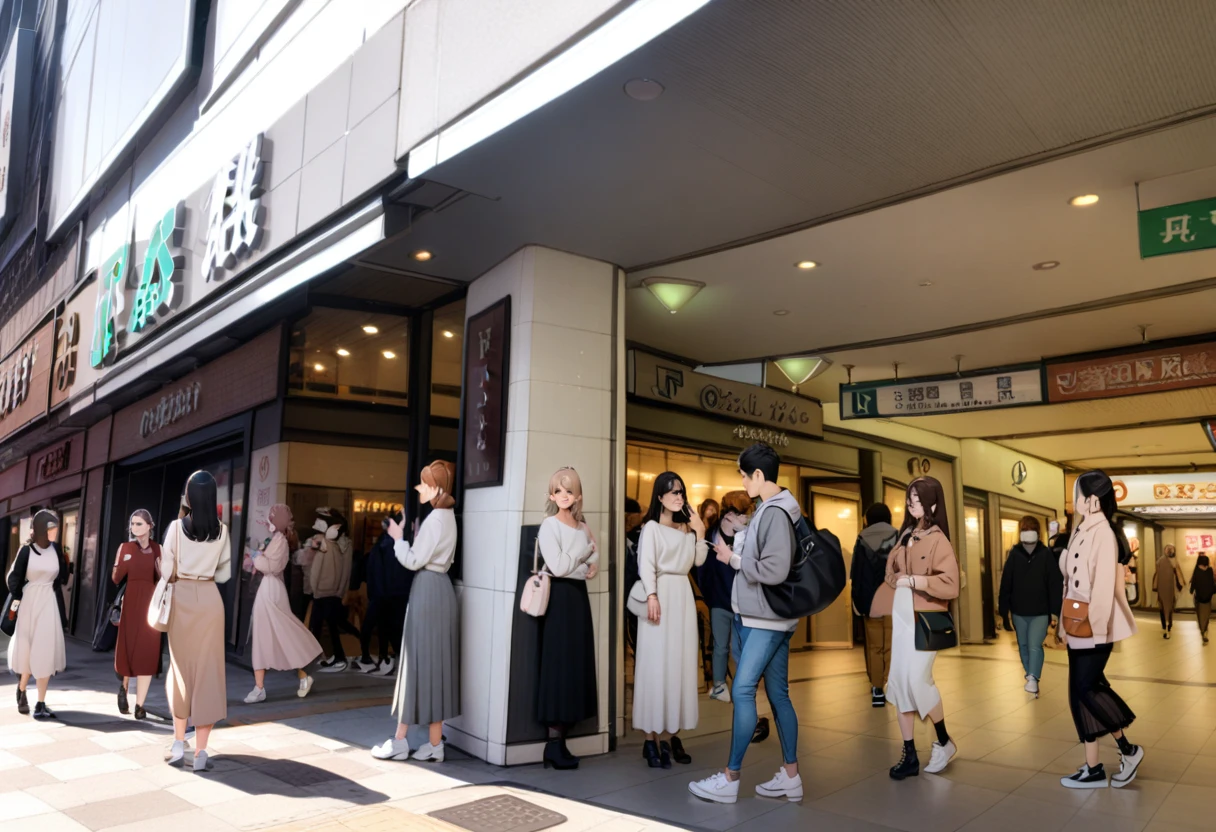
[118,682,130,715]
[558,739,579,765]
[669,735,692,764]
[890,743,920,780]
[15,688,28,715]
[32,702,55,721]
[543,740,577,770]
[134,704,147,720]
[751,717,770,744]
[642,739,662,768]
[659,741,673,769]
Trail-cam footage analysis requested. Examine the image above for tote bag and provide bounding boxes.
[147,524,180,632]
[520,539,551,617]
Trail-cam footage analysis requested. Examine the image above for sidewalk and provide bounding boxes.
[0,637,685,832]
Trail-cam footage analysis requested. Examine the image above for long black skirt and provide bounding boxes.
[537,577,597,726]
[1068,643,1135,742]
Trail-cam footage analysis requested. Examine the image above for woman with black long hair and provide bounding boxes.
[163,471,231,772]
[6,510,69,718]
[1191,554,1215,645]
[1059,470,1142,790]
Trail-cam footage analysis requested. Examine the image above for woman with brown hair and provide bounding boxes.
[875,477,960,780]
[1155,545,1186,639]
[112,510,161,718]
[245,504,322,703]
[998,515,1062,696]
[6,510,69,719]
[371,461,460,764]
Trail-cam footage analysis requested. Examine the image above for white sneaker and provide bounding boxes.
[924,739,957,774]
[354,659,378,673]
[297,675,314,698]
[168,740,187,767]
[1111,745,1144,789]
[318,659,348,674]
[755,768,803,801]
[413,742,445,762]
[193,749,210,772]
[243,686,267,704]
[710,683,731,703]
[373,657,396,677]
[371,738,411,761]
[1024,675,1039,695]
[688,772,739,804]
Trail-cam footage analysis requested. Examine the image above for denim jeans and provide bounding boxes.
[710,608,734,685]
[1012,613,1050,679]
[728,616,798,771]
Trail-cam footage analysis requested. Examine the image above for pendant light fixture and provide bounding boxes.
[641,276,705,315]
[773,355,832,393]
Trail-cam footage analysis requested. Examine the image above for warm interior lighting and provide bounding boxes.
[382,350,397,359]
[774,356,832,391]
[336,348,350,357]
[642,276,705,314]
[442,331,454,338]
[362,325,379,334]
[796,260,818,270]
[838,508,851,519]
[313,363,325,372]
[1070,194,1099,206]
[412,250,433,262]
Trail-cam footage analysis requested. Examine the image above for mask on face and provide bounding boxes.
[1020,531,1038,544]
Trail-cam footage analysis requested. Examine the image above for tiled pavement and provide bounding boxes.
[2,609,1214,831]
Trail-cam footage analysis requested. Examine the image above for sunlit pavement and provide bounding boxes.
[1,611,1212,831]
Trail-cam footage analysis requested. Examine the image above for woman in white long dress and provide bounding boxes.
[6,510,68,719]
[634,471,707,768]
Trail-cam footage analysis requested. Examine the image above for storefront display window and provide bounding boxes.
[883,483,907,528]
[626,444,796,510]
[351,492,405,556]
[287,308,409,404]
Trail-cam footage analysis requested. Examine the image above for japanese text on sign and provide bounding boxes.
[1047,342,1216,402]
[1138,196,1216,259]
[842,368,1043,419]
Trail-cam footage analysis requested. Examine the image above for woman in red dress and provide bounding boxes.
[112,509,162,719]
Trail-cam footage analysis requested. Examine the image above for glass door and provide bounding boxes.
[964,503,994,641]
[808,484,861,648]
[56,504,80,630]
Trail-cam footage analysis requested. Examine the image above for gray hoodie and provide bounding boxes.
[730,488,801,631]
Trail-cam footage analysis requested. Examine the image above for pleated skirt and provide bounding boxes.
[537,577,597,726]
[166,581,227,726]
[393,570,460,724]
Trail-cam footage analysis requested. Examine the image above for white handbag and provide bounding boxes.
[520,539,551,617]
[147,523,180,632]
[626,580,649,618]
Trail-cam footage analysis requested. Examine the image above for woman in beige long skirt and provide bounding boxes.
[161,471,231,772]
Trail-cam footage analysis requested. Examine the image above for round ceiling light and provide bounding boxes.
[442,330,454,339]
[362,325,379,334]
[918,281,934,287]
[795,260,819,270]
[624,78,664,101]
[313,363,325,372]
[1070,194,1099,207]
[336,348,350,357]
[1032,260,1060,271]
[382,350,397,359]
[412,250,433,262]
[773,309,790,316]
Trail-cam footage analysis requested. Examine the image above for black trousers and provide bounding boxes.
[310,596,348,662]
[359,596,406,662]
[1159,605,1174,631]
[1067,643,1135,743]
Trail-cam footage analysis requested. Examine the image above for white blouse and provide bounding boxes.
[538,516,597,579]
[638,520,708,597]
[161,519,231,583]
[394,508,457,573]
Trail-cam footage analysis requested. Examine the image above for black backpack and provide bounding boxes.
[763,513,847,619]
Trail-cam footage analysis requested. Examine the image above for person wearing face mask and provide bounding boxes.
[6,510,69,719]
[998,516,1062,696]
[695,490,752,704]
[1155,545,1185,639]
[1190,554,1215,645]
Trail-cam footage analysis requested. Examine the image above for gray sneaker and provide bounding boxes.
[1111,746,1144,789]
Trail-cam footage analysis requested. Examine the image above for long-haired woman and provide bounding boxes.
[163,471,231,772]
[112,509,162,718]
[371,461,460,764]
[1059,470,1142,789]
[1191,554,1215,645]
[877,477,960,780]
[634,471,707,768]
[6,510,69,718]
[245,504,322,703]
[535,467,598,770]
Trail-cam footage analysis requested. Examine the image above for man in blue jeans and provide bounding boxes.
[689,443,802,804]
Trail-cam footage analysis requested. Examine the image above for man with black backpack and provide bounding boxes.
[689,443,803,805]
[851,503,899,708]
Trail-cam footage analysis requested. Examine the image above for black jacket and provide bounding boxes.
[6,543,70,627]
[694,522,736,611]
[851,522,898,617]
[364,532,414,599]
[1192,567,1216,605]
[998,542,1063,619]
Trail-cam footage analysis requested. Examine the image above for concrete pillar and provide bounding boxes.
[446,246,619,765]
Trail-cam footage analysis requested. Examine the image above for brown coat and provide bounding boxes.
[1155,554,1185,611]
[871,526,959,615]
[1059,513,1137,645]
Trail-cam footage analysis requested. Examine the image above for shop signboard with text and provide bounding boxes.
[1110,473,1216,508]
[629,350,823,439]
[0,322,52,444]
[461,298,511,488]
[25,434,84,491]
[840,366,1044,419]
[1138,196,1216,258]
[1046,341,1216,402]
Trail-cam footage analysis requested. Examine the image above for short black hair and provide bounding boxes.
[737,442,780,484]
[864,503,892,526]
[624,497,641,514]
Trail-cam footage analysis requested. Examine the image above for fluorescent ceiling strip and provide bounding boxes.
[407,0,713,178]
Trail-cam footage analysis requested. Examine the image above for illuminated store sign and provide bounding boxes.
[1113,474,1216,506]
[841,366,1044,419]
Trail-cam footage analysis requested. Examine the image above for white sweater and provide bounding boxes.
[394,508,457,573]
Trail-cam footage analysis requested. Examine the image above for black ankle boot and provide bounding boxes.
[642,739,662,768]
[118,683,130,715]
[890,745,920,780]
[134,704,147,720]
[659,741,673,769]
[543,740,577,770]
[558,739,578,765]
[15,688,28,715]
[669,735,691,764]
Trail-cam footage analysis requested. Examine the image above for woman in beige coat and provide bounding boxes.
[1059,471,1141,790]
[1155,545,1185,639]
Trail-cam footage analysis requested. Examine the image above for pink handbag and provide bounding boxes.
[520,539,550,617]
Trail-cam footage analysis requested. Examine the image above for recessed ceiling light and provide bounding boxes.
[624,78,664,101]
[918,281,934,287]
[313,363,325,372]
[336,348,350,357]
[1070,194,1099,207]
[412,250,433,262]
[795,260,818,270]
[382,350,397,359]
[1032,260,1060,271]
[773,309,790,316]
[362,325,379,334]
[442,330,454,339]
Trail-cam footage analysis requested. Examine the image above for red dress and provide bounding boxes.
[113,541,162,677]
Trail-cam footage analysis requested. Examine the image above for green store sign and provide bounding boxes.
[1138,196,1216,259]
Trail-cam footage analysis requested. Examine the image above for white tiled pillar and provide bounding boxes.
[447,246,620,765]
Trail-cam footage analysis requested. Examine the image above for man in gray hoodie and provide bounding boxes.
[689,443,803,805]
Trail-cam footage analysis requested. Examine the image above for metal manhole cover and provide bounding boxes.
[428,795,567,832]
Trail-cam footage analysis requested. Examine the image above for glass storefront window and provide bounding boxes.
[884,483,907,529]
[626,443,796,512]
[288,308,409,404]
[351,492,406,555]
[431,299,465,422]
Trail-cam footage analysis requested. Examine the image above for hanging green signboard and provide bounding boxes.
[1138,196,1216,258]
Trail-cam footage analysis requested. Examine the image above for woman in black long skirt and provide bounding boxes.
[536,467,598,770]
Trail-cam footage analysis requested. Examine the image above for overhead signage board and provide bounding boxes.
[1046,341,1216,403]
[1138,196,1216,258]
[1112,473,1216,507]
[840,366,1044,419]
[0,28,33,230]
[0,322,52,443]
[630,350,823,439]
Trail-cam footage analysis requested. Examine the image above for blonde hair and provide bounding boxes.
[544,467,585,524]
